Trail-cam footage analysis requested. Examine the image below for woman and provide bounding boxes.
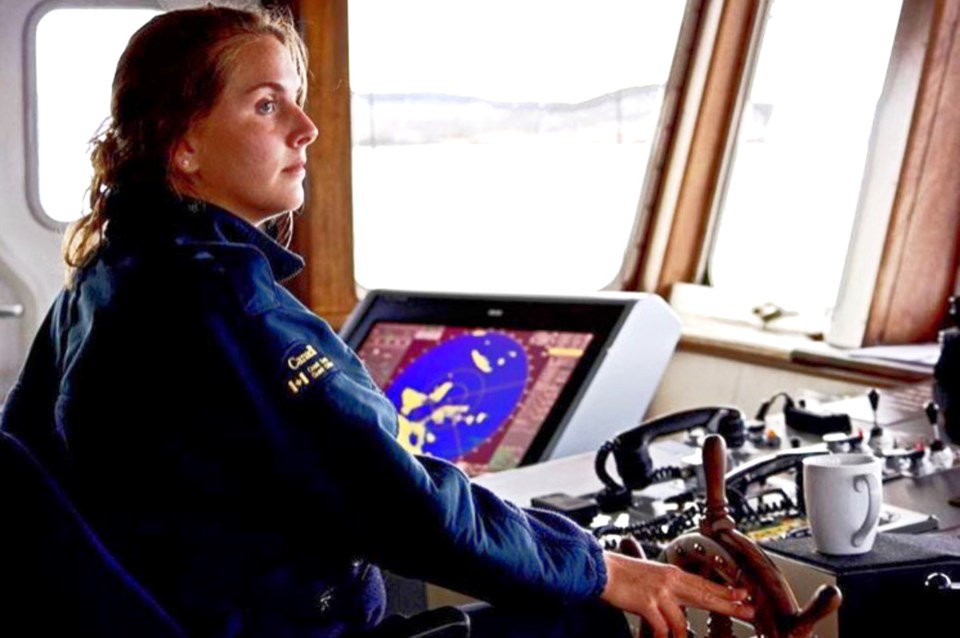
[1,5,753,638]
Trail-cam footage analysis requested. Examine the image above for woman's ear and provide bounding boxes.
[173,136,200,175]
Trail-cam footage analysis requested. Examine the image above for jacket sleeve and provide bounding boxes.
[284,365,606,606]
[191,253,607,607]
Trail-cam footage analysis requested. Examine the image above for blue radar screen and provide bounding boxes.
[385,331,528,461]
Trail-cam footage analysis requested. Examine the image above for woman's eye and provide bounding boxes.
[256,100,277,115]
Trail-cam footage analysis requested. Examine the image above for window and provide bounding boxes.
[706,0,904,327]
[31,6,160,224]
[348,0,687,294]
[302,0,952,343]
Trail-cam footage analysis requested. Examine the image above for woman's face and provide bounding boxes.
[175,35,318,225]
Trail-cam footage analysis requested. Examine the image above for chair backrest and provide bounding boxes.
[0,430,185,637]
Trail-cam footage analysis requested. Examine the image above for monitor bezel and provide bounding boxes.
[340,290,630,468]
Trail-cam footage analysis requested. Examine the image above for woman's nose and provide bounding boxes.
[293,106,319,147]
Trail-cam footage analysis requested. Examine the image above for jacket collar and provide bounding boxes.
[202,206,305,283]
[104,186,305,282]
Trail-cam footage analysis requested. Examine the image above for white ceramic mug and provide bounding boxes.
[802,453,883,555]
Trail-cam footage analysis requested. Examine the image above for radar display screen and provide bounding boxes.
[356,322,594,474]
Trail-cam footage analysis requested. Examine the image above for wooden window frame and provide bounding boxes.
[278,0,359,330]
[639,0,957,346]
[865,0,960,344]
[641,0,763,296]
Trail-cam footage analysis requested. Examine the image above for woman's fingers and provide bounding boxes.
[675,572,755,621]
[600,551,756,630]
[641,608,670,638]
[660,602,688,638]
[677,570,745,600]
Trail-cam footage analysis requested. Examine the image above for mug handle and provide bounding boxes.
[851,473,881,548]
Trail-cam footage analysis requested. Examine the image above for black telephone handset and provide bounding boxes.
[594,407,746,512]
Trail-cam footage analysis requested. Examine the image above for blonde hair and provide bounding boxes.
[63,4,307,282]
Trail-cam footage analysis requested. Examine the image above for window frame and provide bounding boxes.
[23,0,162,230]
[288,0,358,329]
[863,0,960,345]
[616,0,713,291]
[635,0,948,348]
[824,0,933,347]
[638,0,764,295]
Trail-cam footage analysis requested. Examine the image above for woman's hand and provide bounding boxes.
[600,550,755,638]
